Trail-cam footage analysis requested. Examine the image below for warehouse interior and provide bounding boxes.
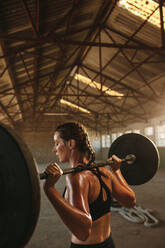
[0,0,165,247]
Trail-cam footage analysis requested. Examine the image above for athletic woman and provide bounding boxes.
[43,122,136,248]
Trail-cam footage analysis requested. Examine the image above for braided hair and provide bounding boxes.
[55,122,95,166]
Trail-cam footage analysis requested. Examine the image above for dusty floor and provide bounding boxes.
[25,165,165,248]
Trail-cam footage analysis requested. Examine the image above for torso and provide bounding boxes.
[65,166,113,245]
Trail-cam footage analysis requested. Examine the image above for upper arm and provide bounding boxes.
[66,173,90,216]
[111,172,136,208]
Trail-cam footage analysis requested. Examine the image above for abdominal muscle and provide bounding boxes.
[71,212,111,245]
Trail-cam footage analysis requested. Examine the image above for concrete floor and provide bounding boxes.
[25,165,165,248]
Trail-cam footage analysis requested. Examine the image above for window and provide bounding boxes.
[145,127,153,136]
[92,136,100,151]
[112,133,117,143]
[157,125,165,146]
[118,0,165,28]
[102,135,111,148]
[159,133,165,139]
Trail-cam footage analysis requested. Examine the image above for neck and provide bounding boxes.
[69,149,86,168]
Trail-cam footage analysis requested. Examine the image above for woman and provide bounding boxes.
[43,122,136,248]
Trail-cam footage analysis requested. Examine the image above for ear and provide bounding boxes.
[68,139,76,150]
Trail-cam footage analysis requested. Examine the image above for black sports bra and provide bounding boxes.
[89,168,112,221]
[63,167,112,221]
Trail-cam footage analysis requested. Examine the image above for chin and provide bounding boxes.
[60,158,68,163]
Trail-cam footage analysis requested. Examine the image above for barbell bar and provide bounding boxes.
[40,132,160,186]
[0,123,160,248]
[39,154,136,179]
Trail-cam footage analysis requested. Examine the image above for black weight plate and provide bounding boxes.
[108,133,159,185]
[0,123,40,248]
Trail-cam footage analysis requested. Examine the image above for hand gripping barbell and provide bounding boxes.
[0,124,159,248]
[39,154,136,179]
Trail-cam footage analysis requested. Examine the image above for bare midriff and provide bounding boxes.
[71,213,111,245]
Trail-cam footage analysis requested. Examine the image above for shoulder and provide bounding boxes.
[66,166,113,189]
[99,166,113,178]
[97,167,113,191]
[66,170,91,191]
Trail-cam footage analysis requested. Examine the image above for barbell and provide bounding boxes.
[0,123,159,248]
[39,154,136,179]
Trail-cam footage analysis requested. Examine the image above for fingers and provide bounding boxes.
[111,154,122,164]
[43,163,63,190]
[108,154,121,172]
[108,154,122,163]
[45,163,63,177]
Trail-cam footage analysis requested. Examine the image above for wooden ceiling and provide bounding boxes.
[0,0,165,133]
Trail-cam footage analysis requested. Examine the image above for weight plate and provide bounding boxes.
[108,133,159,185]
[0,123,40,248]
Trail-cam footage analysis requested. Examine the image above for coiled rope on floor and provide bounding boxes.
[111,199,159,227]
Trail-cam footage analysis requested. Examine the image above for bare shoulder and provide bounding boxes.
[98,167,113,190]
[66,170,91,189]
[66,166,113,189]
[99,166,113,178]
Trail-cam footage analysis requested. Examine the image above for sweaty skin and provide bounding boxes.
[43,131,136,244]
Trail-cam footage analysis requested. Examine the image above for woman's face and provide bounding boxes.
[52,131,71,163]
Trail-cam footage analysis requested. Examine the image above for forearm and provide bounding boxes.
[111,169,136,207]
[44,186,92,240]
[112,169,134,193]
